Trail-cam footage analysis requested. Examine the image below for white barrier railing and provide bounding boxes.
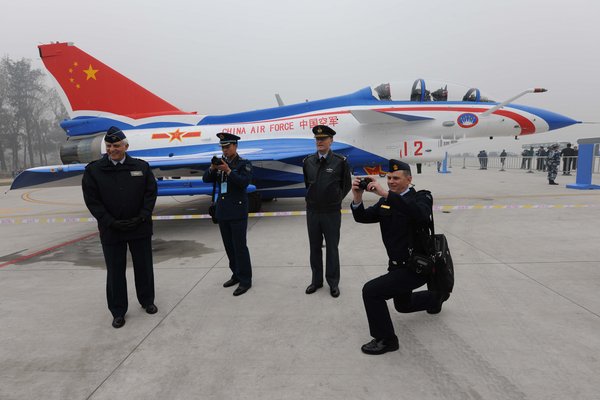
[451,156,600,173]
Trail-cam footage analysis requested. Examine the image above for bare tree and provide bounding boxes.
[0,56,65,174]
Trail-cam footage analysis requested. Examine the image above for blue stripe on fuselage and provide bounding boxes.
[199,87,378,125]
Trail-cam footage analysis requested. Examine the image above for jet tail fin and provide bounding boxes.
[38,42,195,119]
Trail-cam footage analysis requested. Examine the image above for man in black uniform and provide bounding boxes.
[203,132,253,296]
[351,160,449,355]
[302,125,352,298]
[561,143,575,175]
[82,127,158,329]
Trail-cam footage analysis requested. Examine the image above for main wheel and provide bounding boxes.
[248,192,262,213]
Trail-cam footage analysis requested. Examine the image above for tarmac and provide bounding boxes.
[1,164,599,400]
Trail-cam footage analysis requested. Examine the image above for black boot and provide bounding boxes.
[549,180,558,185]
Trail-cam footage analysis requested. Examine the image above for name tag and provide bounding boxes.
[130,171,143,177]
[220,182,228,194]
[380,204,390,209]
[326,168,334,173]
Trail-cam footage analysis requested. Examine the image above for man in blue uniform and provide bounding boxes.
[82,127,158,329]
[351,160,449,355]
[203,133,253,296]
[302,125,352,298]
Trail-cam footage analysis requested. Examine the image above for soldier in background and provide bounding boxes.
[547,143,561,185]
[561,143,576,175]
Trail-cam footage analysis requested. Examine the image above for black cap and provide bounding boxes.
[312,125,336,138]
[389,159,411,173]
[216,132,240,146]
[104,126,126,143]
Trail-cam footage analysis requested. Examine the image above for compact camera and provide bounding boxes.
[358,177,373,190]
[211,155,222,165]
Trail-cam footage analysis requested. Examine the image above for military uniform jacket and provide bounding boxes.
[82,154,157,244]
[547,149,561,166]
[561,147,576,158]
[352,188,432,263]
[202,155,252,221]
[303,151,352,212]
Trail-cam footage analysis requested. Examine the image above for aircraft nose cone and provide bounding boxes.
[510,104,580,132]
[541,110,580,131]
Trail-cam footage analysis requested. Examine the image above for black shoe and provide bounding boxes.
[427,292,450,314]
[305,283,323,294]
[361,338,399,355]
[233,285,250,296]
[143,304,158,314]
[549,180,559,185]
[112,316,125,329]
[330,287,340,298]
[223,278,240,288]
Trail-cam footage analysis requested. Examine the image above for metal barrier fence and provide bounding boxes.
[450,156,600,173]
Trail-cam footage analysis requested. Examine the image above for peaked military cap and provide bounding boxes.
[389,159,411,174]
[217,132,240,146]
[312,125,336,138]
[104,126,126,143]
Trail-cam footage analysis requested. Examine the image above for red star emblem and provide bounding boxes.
[168,129,185,142]
[363,165,386,176]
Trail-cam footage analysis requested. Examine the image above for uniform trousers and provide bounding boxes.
[562,158,571,174]
[362,267,440,340]
[218,218,252,287]
[101,236,155,318]
[306,209,341,288]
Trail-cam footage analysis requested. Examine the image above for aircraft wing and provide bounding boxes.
[10,164,87,190]
[10,138,344,192]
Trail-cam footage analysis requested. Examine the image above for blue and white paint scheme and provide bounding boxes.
[11,43,580,207]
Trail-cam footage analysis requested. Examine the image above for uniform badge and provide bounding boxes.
[130,171,143,176]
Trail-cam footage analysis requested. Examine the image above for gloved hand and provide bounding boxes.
[110,217,145,231]
[110,220,131,231]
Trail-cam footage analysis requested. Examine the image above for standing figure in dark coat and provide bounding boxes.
[82,127,158,329]
[561,143,575,175]
[302,125,352,298]
[203,132,253,296]
[351,159,449,355]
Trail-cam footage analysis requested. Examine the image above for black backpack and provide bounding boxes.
[414,191,455,293]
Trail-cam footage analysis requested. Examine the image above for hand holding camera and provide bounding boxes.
[358,177,373,191]
[211,155,223,166]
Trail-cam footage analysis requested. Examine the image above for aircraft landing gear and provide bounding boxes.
[249,192,262,213]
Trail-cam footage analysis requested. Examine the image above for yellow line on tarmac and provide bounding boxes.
[0,203,597,224]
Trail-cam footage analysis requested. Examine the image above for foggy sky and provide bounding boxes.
[2,0,599,150]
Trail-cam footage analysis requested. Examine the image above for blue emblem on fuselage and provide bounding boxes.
[457,113,479,128]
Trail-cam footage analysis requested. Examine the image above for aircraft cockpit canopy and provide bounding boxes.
[372,79,495,103]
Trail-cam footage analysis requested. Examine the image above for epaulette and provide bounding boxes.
[303,154,317,163]
[415,189,433,202]
[332,153,347,161]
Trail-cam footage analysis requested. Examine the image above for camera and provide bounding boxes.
[358,177,373,190]
[211,155,222,165]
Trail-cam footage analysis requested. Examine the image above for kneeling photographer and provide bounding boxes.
[351,159,449,355]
